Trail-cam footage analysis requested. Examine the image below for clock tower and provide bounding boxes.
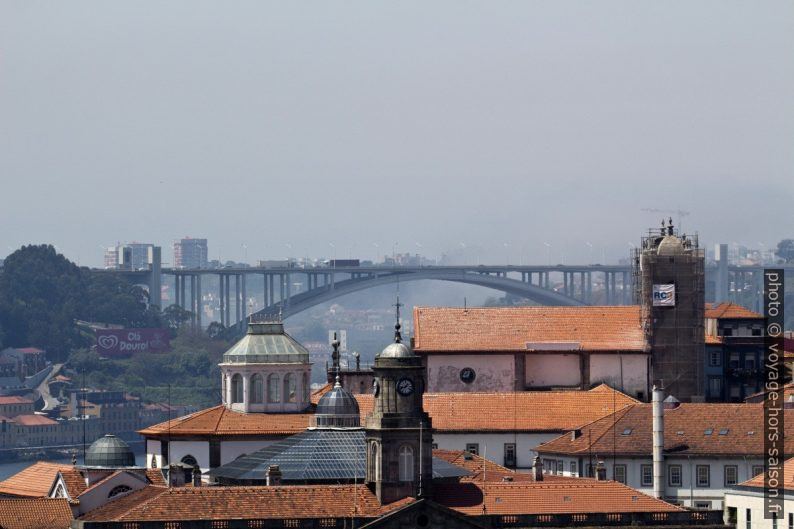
[365,307,432,504]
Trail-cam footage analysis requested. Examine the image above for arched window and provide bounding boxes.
[251,374,264,404]
[231,374,243,403]
[108,485,132,498]
[303,372,310,402]
[398,445,414,482]
[283,373,297,403]
[268,374,281,403]
[181,455,198,467]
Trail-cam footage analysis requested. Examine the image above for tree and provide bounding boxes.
[162,304,193,334]
[776,239,794,263]
[0,245,88,360]
[206,321,226,340]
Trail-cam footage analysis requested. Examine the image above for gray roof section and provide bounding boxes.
[85,434,136,468]
[222,322,310,364]
[208,429,471,482]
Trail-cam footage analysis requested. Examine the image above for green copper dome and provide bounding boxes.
[222,322,310,364]
[85,434,136,468]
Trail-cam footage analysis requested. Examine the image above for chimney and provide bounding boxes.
[652,385,665,499]
[784,395,794,409]
[595,460,606,481]
[532,456,543,481]
[192,465,202,487]
[663,395,680,409]
[266,465,282,486]
[168,464,185,487]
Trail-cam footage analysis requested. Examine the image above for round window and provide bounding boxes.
[459,367,476,384]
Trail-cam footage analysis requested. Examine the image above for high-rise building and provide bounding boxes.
[633,219,705,402]
[103,247,118,269]
[104,243,156,270]
[173,238,208,269]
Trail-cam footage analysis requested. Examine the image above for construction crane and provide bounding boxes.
[640,208,690,231]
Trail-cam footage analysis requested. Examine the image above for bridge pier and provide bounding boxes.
[218,274,225,326]
[195,274,202,328]
[241,274,247,323]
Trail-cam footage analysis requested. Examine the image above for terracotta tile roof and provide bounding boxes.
[0,462,71,497]
[15,347,45,354]
[536,403,793,457]
[0,498,73,529]
[138,404,316,437]
[311,383,333,404]
[739,457,794,491]
[704,302,763,319]
[433,479,684,515]
[12,414,57,426]
[0,396,33,405]
[358,384,638,433]
[413,306,647,352]
[57,468,88,498]
[142,385,636,437]
[145,469,167,486]
[79,484,414,522]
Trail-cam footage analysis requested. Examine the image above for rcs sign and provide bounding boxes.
[652,284,676,307]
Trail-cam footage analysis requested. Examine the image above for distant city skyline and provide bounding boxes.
[1,2,792,267]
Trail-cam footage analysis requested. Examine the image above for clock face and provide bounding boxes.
[397,377,414,396]
[372,379,380,397]
[460,367,476,384]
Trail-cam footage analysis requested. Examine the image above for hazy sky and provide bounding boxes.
[1,1,792,267]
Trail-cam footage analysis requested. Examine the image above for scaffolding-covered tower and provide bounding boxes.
[633,219,705,402]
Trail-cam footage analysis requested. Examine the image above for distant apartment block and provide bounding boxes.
[173,237,208,269]
[103,243,157,270]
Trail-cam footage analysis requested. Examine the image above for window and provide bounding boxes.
[729,352,740,368]
[465,443,479,456]
[752,327,762,336]
[695,501,711,510]
[570,461,578,476]
[283,373,297,403]
[181,455,198,467]
[668,464,682,487]
[788,512,792,529]
[398,445,414,482]
[708,377,722,398]
[503,443,516,468]
[724,465,738,486]
[696,465,710,487]
[746,508,751,529]
[641,464,653,486]
[709,350,721,367]
[108,485,132,498]
[251,374,263,404]
[745,358,756,370]
[557,460,564,476]
[209,440,221,469]
[267,374,280,403]
[543,459,556,474]
[753,465,765,478]
[723,328,733,337]
[614,464,627,484]
[231,374,243,404]
[303,372,310,402]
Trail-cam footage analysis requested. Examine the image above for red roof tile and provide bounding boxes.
[740,457,794,491]
[359,384,638,433]
[0,498,72,529]
[13,414,57,426]
[413,306,647,353]
[79,485,414,522]
[56,468,88,498]
[705,303,763,320]
[433,479,684,515]
[536,403,793,457]
[0,396,34,405]
[142,385,636,437]
[0,462,71,497]
[138,405,316,437]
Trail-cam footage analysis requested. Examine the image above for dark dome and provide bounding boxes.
[85,434,136,467]
[314,380,360,428]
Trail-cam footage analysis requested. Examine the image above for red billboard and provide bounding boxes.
[95,329,170,357]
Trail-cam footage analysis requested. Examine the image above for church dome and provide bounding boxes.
[85,434,136,468]
[222,322,310,364]
[379,342,412,358]
[314,379,360,428]
[657,235,684,256]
